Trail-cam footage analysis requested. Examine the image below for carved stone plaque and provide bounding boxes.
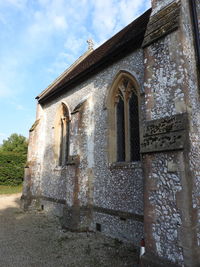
[140,113,187,153]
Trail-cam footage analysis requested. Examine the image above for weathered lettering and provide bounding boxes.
[141,113,187,153]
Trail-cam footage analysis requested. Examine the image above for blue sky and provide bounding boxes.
[0,0,151,144]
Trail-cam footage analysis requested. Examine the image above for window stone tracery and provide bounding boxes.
[106,72,140,163]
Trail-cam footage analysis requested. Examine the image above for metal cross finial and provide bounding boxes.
[87,39,94,50]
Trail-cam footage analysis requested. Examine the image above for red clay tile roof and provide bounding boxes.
[38,8,151,103]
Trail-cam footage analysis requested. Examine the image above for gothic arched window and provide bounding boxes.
[55,103,70,166]
[106,73,140,163]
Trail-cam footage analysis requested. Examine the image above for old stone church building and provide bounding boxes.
[22,0,200,266]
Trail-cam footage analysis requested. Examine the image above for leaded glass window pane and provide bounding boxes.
[129,91,140,161]
[117,96,125,162]
[65,121,70,162]
[59,118,64,166]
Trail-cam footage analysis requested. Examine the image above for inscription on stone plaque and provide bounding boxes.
[140,113,187,153]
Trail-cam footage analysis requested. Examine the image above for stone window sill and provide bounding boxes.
[53,162,76,171]
[53,156,79,171]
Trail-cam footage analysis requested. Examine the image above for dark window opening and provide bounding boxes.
[96,223,101,232]
[117,96,125,162]
[112,77,140,163]
[59,104,70,166]
[129,91,140,161]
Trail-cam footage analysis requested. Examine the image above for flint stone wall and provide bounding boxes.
[27,49,145,245]
[142,0,200,265]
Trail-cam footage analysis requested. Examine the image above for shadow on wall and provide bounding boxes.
[38,143,69,201]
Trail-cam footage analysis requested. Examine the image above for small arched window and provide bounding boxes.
[106,72,140,163]
[55,103,70,166]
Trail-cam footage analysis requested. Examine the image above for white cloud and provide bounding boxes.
[44,0,151,81]
[91,0,151,44]
[27,9,68,45]
[119,0,143,24]
[91,0,118,42]
[0,0,151,98]
[47,59,69,76]
[53,15,67,29]
[64,36,85,54]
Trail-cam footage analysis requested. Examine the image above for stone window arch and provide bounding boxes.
[106,71,140,163]
[54,102,71,166]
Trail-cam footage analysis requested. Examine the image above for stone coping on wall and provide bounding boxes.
[21,194,66,205]
[93,206,144,222]
[21,194,144,222]
[109,161,142,169]
[53,163,76,171]
[53,155,80,171]
[142,0,181,47]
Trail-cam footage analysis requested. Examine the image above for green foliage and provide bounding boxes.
[0,133,28,155]
[0,134,28,186]
[0,152,26,185]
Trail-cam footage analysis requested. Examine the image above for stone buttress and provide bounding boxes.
[141,0,200,266]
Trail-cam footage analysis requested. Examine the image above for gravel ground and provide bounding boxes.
[0,193,139,267]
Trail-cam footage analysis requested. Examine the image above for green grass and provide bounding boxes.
[0,184,23,194]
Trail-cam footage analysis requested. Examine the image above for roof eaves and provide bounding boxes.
[38,8,151,104]
[38,36,144,104]
[36,48,94,99]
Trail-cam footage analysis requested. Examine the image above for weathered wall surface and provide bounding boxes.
[183,0,200,264]
[142,0,200,266]
[22,104,46,209]
[196,0,200,30]
[24,49,145,245]
[151,0,175,15]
